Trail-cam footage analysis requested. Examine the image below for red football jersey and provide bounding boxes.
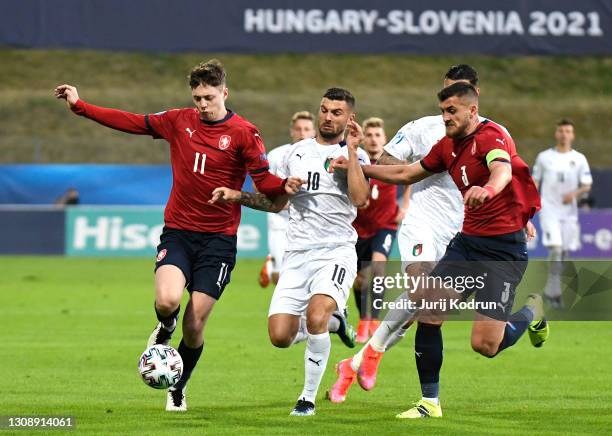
[72,100,286,235]
[353,167,399,239]
[420,120,540,236]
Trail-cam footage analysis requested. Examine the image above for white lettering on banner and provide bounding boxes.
[244,9,603,37]
[237,224,260,250]
[74,217,109,249]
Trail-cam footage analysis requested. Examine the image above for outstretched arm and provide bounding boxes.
[54,84,153,135]
[360,160,430,186]
[209,188,289,213]
[376,150,407,166]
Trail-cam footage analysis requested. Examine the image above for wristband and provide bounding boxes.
[483,185,496,198]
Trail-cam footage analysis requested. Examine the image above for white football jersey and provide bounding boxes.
[276,137,370,251]
[383,115,464,240]
[532,148,592,219]
[266,143,291,230]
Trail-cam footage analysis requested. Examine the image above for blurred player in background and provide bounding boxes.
[211,88,369,416]
[54,59,301,412]
[352,117,408,342]
[259,111,316,288]
[532,119,592,309]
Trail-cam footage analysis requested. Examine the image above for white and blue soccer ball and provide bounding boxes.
[138,344,183,389]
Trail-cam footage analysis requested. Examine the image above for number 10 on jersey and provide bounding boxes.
[193,152,206,174]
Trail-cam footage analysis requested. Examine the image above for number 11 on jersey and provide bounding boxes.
[193,152,206,174]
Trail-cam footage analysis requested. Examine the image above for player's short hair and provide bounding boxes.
[437,82,479,103]
[189,59,226,89]
[445,64,479,86]
[362,117,384,131]
[557,118,575,128]
[322,87,355,108]
[291,111,314,126]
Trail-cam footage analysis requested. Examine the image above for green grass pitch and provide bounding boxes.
[3,257,611,435]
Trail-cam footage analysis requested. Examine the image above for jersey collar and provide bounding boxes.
[199,109,235,126]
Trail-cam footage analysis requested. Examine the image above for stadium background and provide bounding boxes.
[2,1,611,434]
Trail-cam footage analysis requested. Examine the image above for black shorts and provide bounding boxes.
[356,228,397,271]
[430,230,528,321]
[154,226,237,300]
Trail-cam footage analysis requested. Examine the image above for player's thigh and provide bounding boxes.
[398,224,439,273]
[154,228,192,308]
[268,250,311,317]
[540,215,563,248]
[561,219,581,251]
[471,312,506,355]
[310,245,357,315]
[190,234,237,300]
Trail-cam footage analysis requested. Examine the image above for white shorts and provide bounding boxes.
[268,245,357,317]
[268,227,288,273]
[540,215,581,251]
[398,222,453,270]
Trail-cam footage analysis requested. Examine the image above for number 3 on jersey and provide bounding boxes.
[193,152,206,174]
[460,165,469,186]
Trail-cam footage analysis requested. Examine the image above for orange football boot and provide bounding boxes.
[357,344,384,391]
[368,319,381,336]
[258,254,272,288]
[327,358,356,403]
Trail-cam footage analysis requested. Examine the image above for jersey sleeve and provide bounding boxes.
[532,153,543,184]
[242,127,287,197]
[383,124,417,161]
[579,155,593,185]
[357,148,371,166]
[477,131,512,166]
[144,109,181,140]
[419,139,447,173]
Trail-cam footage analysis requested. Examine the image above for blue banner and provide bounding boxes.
[0,165,256,205]
[1,0,611,55]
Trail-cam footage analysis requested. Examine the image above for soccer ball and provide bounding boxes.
[138,344,183,389]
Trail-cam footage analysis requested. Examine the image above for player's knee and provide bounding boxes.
[155,296,180,315]
[471,337,499,357]
[306,310,330,334]
[268,329,292,348]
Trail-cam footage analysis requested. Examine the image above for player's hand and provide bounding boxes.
[209,187,241,204]
[329,156,349,173]
[345,119,364,152]
[562,192,575,204]
[54,84,80,108]
[463,186,491,209]
[524,220,537,241]
[285,176,304,195]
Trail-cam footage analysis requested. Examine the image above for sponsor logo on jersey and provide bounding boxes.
[371,184,379,200]
[219,135,232,150]
[471,139,477,155]
[412,243,423,257]
[185,128,196,138]
[156,249,167,262]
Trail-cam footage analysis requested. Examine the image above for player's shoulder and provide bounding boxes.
[228,113,260,133]
[400,115,443,133]
[268,143,293,159]
[570,148,589,161]
[151,107,195,121]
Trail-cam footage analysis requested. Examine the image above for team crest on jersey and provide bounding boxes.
[324,158,332,171]
[218,135,231,150]
[570,160,576,167]
[156,249,167,262]
[412,243,423,257]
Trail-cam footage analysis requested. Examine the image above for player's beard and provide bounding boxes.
[318,126,343,140]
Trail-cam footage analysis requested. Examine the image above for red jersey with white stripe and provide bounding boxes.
[72,100,286,235]
[353,161,399,239]
[420,120,540,236]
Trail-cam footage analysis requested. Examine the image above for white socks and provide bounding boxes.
[299,332,331,403]
[292,316,308,345]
